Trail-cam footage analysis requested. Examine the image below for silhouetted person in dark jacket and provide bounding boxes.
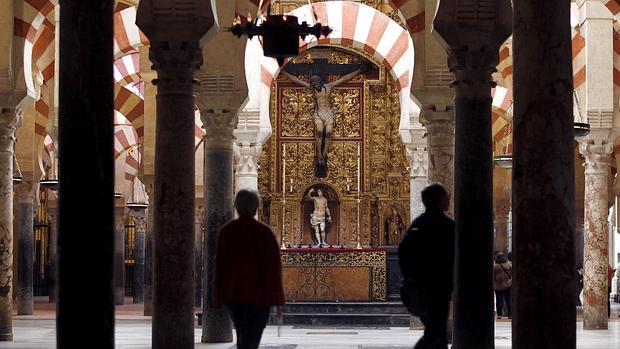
[398,183,455,349]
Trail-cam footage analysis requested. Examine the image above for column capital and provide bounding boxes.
[201,109,238,150]
[148,44,203,92]
[406,145,428,179]
[579,135,613,175]
[233,142,261,176]
[0,108,23,151]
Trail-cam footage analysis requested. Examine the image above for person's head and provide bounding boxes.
[391,206,398,215]
[421,183,450,212]
[310,75,323,90]
[234,189,259,217]
[495,252,507,264]
[316,188,323,197]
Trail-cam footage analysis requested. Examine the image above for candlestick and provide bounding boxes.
[355,142,362,249]
[281,143,287,249]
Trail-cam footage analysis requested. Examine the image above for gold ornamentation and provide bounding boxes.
[328,51,362,65]
[281,88,315,137]
[332,88,361,138]
[290,51,314,64]
[281,249,387,301]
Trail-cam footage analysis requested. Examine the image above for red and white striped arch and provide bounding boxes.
[114,6,149,60]
[491,86,513,153]
[114,53,142,87]
[114,112,141,193]
[250,1,415,138]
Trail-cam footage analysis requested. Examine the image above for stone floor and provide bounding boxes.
[3,299,619,348]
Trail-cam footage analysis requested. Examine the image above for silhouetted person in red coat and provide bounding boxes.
[214,190,285,349]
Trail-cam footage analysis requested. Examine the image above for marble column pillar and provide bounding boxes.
[580,141,611,329]
[16,181,36,315]
[46,200,58,303]
[494,200,511,253]
[406,142,428,221]
[422,113,454,213]
[131,212,146,304]
[512,0,577,347]
[195,203,203,307]
[57,1,115,347]
[148,47,200,349]
[201,110,236,343]
[114,197,126,305]
[0,108,21,341]
[233,142,261,194]
[433,2,512,347]
[143,177,154,316]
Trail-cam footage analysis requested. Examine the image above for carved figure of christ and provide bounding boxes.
[280,69,363,166]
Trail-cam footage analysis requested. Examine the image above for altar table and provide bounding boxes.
[281,248,387,302]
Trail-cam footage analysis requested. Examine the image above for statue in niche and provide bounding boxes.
[306,187,331,246]
[281,67,365,176]
[384,206,405,245]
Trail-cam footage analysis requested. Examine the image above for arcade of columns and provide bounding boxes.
[0,0,618,348]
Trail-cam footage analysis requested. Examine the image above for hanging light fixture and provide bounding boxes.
[493,107,513,169]
[229,0,332,66]
[573,89,590,138]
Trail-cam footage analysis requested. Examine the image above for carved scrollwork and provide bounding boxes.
[332,88,361,138]
[281,89,315,137]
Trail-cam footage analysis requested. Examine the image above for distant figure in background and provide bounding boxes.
[384,206,405,245]
[609,264,616,318]
[494,252,512,319]
[214,190,285,349]
[398,183,455,349]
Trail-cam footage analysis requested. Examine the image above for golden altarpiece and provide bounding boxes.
[255,47,411,302]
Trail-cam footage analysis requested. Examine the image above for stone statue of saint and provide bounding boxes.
[306,187,331,246]
[384,206,404,245]
[281,68,364,167]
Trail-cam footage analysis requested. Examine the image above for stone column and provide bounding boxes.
[136,5,214,346]
[233,142,261,194]
[201,109,236,343]
[494,200,511,253]
[131,211,146,304]
[57,1,115,347]
[0,107,21,341]
[149,46,201,349]
[47,199,58,303]
[512,0,577,348]
[405,135,428,221]
[195,203,203,307]
[580,139,611,329]
[16,181,36,315]
[114,196,126,305]
[421,111,454,211]
[433,2,512,348]
[143,177,154,316]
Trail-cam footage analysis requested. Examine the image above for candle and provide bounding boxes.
[282,143,286,195]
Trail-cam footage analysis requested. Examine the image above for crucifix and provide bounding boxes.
[280,58,371,177]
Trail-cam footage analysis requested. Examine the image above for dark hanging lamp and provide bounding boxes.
[229,0,332,66]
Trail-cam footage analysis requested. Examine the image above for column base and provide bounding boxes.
[200,334,234,344]
[0,332,13,341]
